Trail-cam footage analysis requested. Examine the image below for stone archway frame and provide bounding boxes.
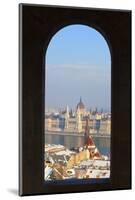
[19,4,131,196]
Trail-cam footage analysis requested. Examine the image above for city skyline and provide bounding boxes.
[45,97,111,113]
[45,24,111,111]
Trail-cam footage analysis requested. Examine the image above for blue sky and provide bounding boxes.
[45,25,111,111]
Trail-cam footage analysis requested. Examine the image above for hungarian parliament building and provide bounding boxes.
[45,98,111,135]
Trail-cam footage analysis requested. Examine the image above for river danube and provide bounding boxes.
[45,132,110,156]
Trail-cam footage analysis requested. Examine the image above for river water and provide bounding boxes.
[45,133,110,156]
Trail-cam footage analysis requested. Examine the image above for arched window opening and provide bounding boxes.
[44,24,111,182]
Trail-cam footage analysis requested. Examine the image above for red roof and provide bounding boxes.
[86,136,95,146]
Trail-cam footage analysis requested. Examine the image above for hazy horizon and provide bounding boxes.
[45,25,111,111]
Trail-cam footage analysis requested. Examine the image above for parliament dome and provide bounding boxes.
[76,97,85,110]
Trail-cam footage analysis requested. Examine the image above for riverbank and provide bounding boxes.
[45,130,110,138]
